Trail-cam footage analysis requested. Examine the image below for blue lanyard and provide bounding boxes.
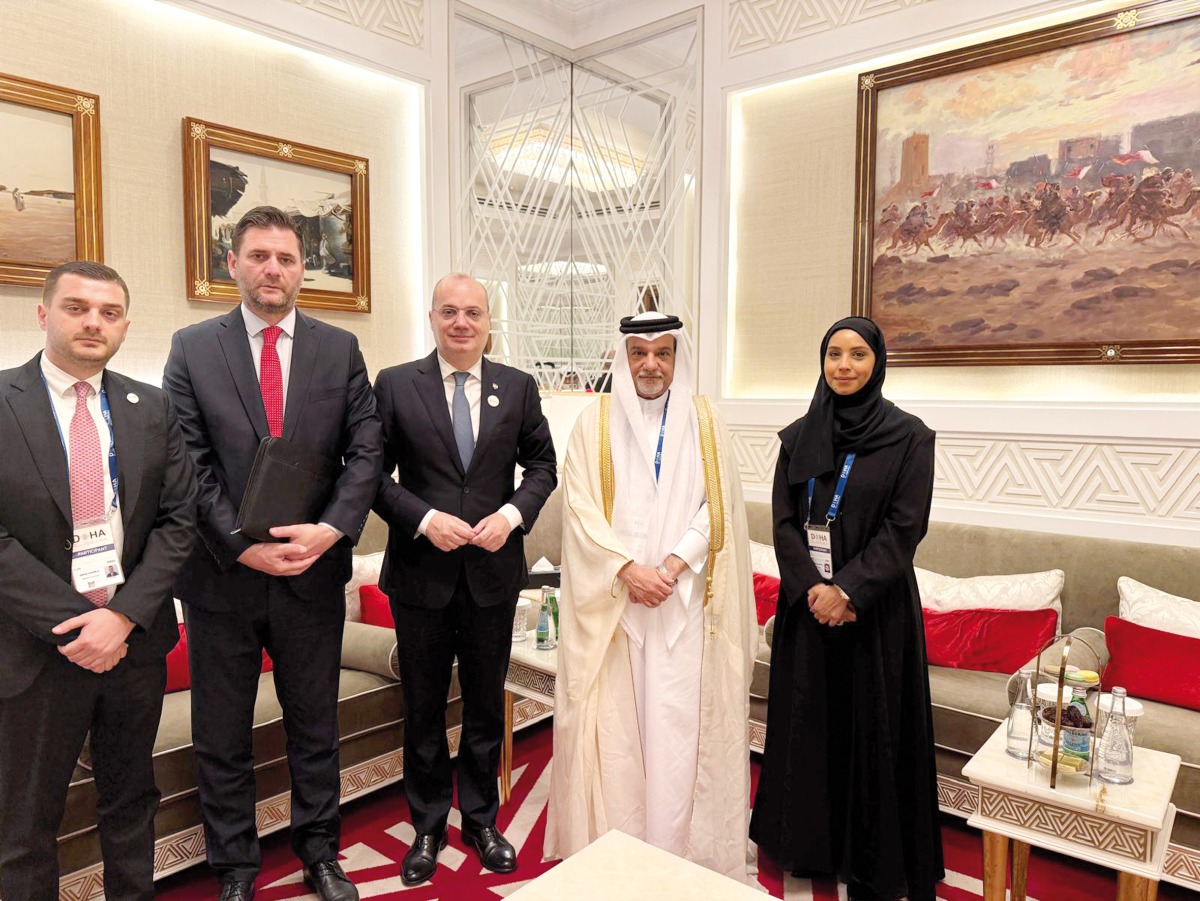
[806,452,856,526]
[43,376,120,513]
[653,391,671,482]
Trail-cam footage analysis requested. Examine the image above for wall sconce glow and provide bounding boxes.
[488,125,642,193]
[518,260,610,280]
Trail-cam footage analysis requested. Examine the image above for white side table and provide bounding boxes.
[501,626,558,803]
[963,722,1180,901]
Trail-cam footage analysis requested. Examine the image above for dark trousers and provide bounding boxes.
[392,574,517,835]
[185,576,345,882]
[0,653,166,901]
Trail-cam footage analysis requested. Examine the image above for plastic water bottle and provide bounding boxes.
[1095,686,1134,785]
[536,595,557,650]
[1006,667,1035,760]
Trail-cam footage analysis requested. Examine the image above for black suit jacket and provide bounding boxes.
[0,355,197,699]
[373,352,556,608]
[163,307,382,610]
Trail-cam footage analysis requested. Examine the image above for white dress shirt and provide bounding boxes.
[40,354,124,601]
[241,304,341,540]
[416,354,523,536]
[241,304,295,417]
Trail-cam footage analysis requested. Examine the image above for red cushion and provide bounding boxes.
[359,584,395,629]
[923,607,1058,674]
[164,624,275,693]
[165,623,191,693]
[753,572,780,626]
[1102,615,1200,712]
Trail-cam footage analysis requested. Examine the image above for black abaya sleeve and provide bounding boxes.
[831,428,935,612]
[773,438,825,608]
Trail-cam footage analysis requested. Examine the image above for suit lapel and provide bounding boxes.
[469,357,500,475]
[414,352,464,477]
[102,371,144,522]
[216,306,271,441]
[283,311,318,441]
[6,355,72,525]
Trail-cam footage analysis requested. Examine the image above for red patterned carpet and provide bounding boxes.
[155,723,1196,900]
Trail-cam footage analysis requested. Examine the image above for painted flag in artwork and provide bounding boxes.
[1111,150,1159,165]
[921,186,940,197]
[1064,164,1092,179]
[976,178,1000,189]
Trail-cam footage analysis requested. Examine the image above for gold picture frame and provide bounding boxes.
[852,0,1200,366]
[0,72,103,288]
[182,117,371,313]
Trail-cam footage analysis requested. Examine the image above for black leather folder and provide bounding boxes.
[234,437,338,541]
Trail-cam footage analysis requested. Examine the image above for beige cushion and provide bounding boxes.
[344,551,385,622]
[916,566,1063,620]
[1118,576,1200,639]
[749,539,779,578]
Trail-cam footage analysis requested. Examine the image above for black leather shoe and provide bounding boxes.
[402,831,448,886]
[302,859,357,901]
[303,859,358,901]
[463,824,517,873]
[217,880,255,901]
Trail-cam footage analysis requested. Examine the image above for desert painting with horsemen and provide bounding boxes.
[861,9,1200,361]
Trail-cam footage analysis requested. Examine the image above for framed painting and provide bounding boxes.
[0,72,103,288]
[852,1,1200,365]
[182,117,371,313]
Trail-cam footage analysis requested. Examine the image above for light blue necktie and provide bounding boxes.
[452,371,474,469]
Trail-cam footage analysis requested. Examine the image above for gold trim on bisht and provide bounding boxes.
[693,395,724,609]
[599,395,614,524]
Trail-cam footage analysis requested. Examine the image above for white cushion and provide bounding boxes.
[344,551,385,622]
[1118,576,1200,639]
[749,540,779,579]
[916,567,1063,620]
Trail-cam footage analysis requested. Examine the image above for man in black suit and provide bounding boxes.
[0,261,196,900]
[164,207,382,901]
[373,273,557,885]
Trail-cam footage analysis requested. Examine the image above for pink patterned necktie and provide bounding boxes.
[260,325,284,438]
[69,381,109,607]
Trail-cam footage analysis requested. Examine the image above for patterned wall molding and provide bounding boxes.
[727,424,1200,542]
[294,0,425,49]
[727,0,929,57]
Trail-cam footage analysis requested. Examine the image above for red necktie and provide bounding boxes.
[260,326,284,438]
[69,381,109,607]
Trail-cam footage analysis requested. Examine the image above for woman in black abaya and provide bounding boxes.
[749,317,943,901]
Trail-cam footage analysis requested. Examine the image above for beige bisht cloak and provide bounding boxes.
[545,394,757,883]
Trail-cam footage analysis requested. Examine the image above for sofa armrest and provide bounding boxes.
[1005,626,1109,704]
[341,621,400,681]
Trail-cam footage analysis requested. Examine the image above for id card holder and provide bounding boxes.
[72,517,125,594]
[806,524,833,579]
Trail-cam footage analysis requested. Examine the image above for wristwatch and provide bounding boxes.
[656,564,678,585]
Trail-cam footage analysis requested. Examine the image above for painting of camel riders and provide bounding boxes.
[0,73,103,288]
[853,2,1200,365]
[183,118,371,313]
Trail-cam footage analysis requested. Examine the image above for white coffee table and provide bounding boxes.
[501,611,558,803]
[506,829,763,900]
[962,722,1180,901]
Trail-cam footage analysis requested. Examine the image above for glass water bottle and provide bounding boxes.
[1095,686,1134,785]
[1006,667,1035,760]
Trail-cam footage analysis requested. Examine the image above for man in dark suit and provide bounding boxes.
[373,273,556,886]
[163,207,382,901]
[0,261,196,901]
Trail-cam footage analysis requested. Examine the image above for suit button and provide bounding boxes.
[463,487,471,494]
[64,539,72,550]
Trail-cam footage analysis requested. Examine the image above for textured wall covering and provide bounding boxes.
[728,0,930,57]
[0,0,425,385]
[729,425,1200,536]
[294,0,426,49]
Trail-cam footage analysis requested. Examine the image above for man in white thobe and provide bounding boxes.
[545,312,756,882]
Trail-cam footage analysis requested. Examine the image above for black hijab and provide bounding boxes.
[783,316,917,484]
